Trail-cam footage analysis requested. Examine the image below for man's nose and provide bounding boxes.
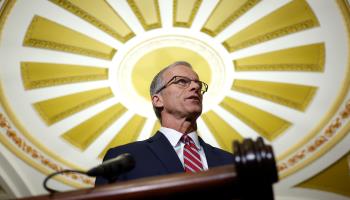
[189,81,201,92]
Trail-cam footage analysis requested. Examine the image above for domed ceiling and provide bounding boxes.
[0,0,349,199]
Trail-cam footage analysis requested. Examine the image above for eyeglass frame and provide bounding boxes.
[155,75,208,94]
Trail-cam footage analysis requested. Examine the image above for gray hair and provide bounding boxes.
[149,61,193,121]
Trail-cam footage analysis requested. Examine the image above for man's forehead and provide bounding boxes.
[164,65,199,79]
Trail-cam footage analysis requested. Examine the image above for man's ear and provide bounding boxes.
[152,94,163,108]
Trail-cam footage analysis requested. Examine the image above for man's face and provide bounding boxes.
[154,65,204,120]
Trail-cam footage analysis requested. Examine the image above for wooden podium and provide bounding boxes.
[20,137,278,200]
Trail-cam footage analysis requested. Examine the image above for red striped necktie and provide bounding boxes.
[181,134,203,173]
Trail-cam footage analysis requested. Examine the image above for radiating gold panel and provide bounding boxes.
[127,0,161,30]
[232,80,317,111]
[296,151,350,197]
[23,15,116,60]
[62,104,127,150]
[234,43,325,71]
[201,0,260,36]
[21,62,108,89]
[173,0,202,27]
[99,115,146,158]
[49,0,135,43]
[223,0,319,52]
[0,82,86,172]
[220,97,291,141]
[34,87,113,125]
[201,110,243,152]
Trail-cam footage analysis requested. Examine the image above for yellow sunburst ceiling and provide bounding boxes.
[0,0,349,198]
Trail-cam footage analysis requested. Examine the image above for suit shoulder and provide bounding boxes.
[102,140,148,161]
[205,142,233,157]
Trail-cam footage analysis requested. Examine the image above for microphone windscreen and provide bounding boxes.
[87,153,135,177]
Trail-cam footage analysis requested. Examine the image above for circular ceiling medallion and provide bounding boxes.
[115,33,228,117]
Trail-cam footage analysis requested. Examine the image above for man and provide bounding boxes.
[95,61,233,185]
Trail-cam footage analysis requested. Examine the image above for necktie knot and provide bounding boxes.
[181,135,198,150]
[181,134,190,144]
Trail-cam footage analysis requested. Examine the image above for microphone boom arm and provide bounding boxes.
[43,153,135,193]
[43,169,86,193]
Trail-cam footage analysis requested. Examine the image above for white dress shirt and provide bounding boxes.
[159,127,209,170]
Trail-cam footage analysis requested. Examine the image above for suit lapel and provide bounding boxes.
[146,131,184,173]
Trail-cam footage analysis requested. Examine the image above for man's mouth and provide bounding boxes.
[186,95,201,102]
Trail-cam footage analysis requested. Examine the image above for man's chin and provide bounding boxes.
[187,108,202,119]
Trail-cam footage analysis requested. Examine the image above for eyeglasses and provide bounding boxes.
[155,76,208,94]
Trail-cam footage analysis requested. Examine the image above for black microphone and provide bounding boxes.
[86,153,135,177]
[43,153,135,193]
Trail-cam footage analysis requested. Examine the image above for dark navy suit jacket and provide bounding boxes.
[95,131,234,185]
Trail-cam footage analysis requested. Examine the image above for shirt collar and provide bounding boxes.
[159,127,201,150]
